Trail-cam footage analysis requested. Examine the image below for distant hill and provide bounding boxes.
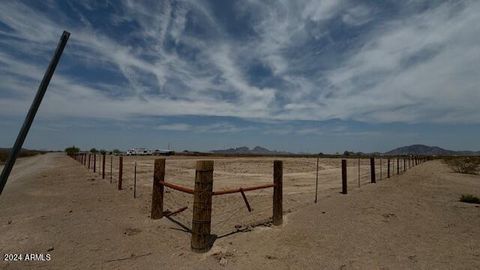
[211,146,291,155]
[384,144,480,156]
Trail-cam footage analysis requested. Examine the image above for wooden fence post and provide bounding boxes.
[387,158,391,178]
[315,157,319,203]
[341,159,347,194]
[273,160,283,226]
[397,158,400,175]
[102,154,106,179]
[380,158,383,180]
[403,158,406,172]
[151,158,165,219]
[88,154,91,170]
[93,154,96,173]
[118,156,123,190]
[357,158,360,188]
[110,155,113,183]
[370,157,376,183]
[191,160,214,252]
[134,161,137,198]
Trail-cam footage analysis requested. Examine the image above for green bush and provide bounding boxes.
[65,146,80,156]
[460,194,480,204]
[444,157,480,175]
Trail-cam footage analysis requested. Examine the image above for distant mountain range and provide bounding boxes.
[384,144,480,156]
[211,146,291,155]
[211,144,480,156]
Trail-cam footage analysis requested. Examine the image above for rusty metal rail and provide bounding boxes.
[159,181,274,196]
[213,183,275,196]
[160,180,194,194]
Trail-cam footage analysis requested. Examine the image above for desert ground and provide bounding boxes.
[0,153,479,269]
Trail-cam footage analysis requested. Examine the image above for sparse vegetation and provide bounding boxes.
[459,194,480,204]
[64,146,80,156]
[444,157,480,175]
[0,149,46,164]
[0,151,7,163]
[90,148,98,153]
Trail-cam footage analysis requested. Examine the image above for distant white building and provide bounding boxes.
[125,148,174,156]
[126,148,152,156]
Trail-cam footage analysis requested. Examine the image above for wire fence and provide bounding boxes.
[71,153,426,237]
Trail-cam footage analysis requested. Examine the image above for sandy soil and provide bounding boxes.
[0,153,479,269]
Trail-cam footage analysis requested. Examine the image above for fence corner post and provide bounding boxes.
[191,160,214,252]
[273,160,283,226]
[151,158,165,219]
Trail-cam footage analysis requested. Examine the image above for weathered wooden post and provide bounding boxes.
[102,154,106,179]
[387,158,391,178]
[118,156,123,190]
[93,154,96,173]
[370,157,376,183]
[403,158,406,172]
[110,155,113,183]
[357,158,360,188]
[191,160,214,252]
[397,158,400,175]
[88,154,91,170]
[380,158,383,180]
[273,160,283,226]
[151,158,165,219]
[133,161,137,198]
[315,157,319,203]
[341,159,347,194]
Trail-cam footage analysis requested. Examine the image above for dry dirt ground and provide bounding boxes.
[0,153,479,269]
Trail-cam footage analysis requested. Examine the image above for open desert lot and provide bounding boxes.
[1,153,479,269]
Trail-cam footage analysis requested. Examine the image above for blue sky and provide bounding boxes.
[1,0,480,153]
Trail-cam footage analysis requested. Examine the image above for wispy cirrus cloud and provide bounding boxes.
[1,0,480,133]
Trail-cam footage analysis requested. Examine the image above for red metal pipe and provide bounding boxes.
[159,180,275,196]
[213,183,275,196]
[159,181,194,194]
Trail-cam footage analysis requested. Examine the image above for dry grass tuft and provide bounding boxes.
[460,194,480,204]
[444,157,480,175]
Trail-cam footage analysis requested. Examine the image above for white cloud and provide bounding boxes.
[0,0,479,126]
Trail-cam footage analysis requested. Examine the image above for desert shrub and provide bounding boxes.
[460,194,480,204]
[1,149,45,163]
[444,157,480,175]
[0,151,7,163]
[65,146,80,156]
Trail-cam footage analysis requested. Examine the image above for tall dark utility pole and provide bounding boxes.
[0,31,70,195]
